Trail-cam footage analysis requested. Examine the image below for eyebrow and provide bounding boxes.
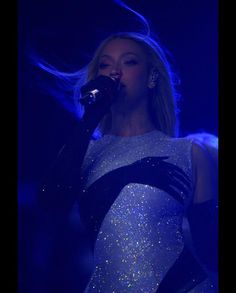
[100,52,139,59]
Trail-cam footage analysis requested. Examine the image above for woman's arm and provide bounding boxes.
[37,76,115,216]
[187,141,218,272]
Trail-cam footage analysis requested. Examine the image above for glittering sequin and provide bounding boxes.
[80,130,216,292]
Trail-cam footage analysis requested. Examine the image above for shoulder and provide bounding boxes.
[187,132,218,168]
[191,140,215,203]
[191,140,210,165]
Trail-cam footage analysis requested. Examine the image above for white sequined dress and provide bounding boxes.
[79,130,216,292]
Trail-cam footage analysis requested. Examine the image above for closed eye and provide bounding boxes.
[98,63,111,69]
[124,59,138,66]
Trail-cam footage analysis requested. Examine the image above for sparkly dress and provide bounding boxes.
[78,130,216,292]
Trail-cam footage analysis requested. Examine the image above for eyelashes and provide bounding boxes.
[98,59,138,69]
[98,63,110,69]
[124,59,138,66]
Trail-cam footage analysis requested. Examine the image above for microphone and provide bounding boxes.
[79,75,120,106]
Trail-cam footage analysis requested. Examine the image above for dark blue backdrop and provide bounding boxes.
[19,0,218,185]
[18,0,218,292]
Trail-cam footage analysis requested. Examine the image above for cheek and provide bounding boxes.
[97,69,110,77]
[126,68,149,89]
[122,72,149,101]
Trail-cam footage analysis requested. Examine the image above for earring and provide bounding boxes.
[148,70,159,89]
[149,79,157,89]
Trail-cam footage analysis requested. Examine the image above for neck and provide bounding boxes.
[108,105,155,137]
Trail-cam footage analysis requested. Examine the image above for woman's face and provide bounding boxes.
[97,38,150,109]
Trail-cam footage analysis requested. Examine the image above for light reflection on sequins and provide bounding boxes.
[81,130,216,292]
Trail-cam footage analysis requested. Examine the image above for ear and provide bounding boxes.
[148,68,159,89]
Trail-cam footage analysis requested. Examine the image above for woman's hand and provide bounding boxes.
[123,156,192,204]
[80,75,119,129]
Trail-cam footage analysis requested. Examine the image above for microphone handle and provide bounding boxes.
[79,89,100,106]
[79,76,120,107]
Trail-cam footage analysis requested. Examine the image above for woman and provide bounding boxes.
[38,32,218,292]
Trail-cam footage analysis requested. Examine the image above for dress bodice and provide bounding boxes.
[78,130,216,292]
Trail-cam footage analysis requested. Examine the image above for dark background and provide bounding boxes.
[18,0,218,292]
[18,0,218,186]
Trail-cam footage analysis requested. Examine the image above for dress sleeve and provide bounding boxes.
[187,141,218,272]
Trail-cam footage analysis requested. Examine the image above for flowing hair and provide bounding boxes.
[33,1,181,137]
[33,56,87,120]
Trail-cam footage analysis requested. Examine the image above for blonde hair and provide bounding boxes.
[86,32,180,137]
[36,32,180,138]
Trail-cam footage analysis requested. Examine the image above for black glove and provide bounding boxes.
[79,156,192,246]
[187,199,218,272]
[37,75,118,215]
[80,75,119,130]
[124,156,192,202]
[156,245,207,293]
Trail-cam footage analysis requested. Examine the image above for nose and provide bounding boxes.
[110,66,122,80]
